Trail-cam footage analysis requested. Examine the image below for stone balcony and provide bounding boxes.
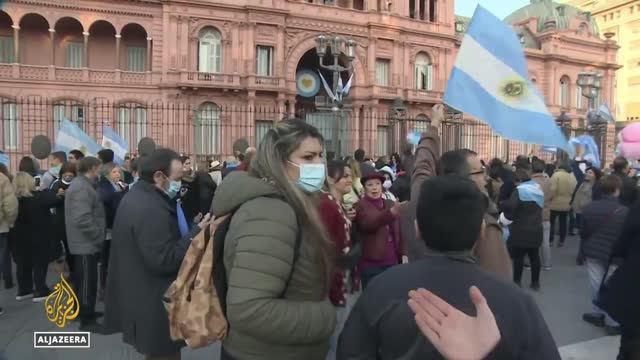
[405,88,444,103]
[0,63,154,86]
[372,85,401,99]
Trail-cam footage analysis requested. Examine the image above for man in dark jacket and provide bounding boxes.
[65,156,106,331]
[612,156,638,207]
[579,175,627,335]
[104,149,211,360]
[337,176,560,360]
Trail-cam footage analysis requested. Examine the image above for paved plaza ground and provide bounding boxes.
[0,235,620,360]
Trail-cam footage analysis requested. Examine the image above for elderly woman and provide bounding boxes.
[354,170,406,289]
[97,163,128,300]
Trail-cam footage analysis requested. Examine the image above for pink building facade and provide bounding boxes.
[0,0,620,165]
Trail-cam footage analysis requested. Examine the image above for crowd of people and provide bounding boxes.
[0,104,638,360]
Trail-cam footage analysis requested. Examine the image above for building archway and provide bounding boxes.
[19,13,50,66]
[121,23,148,72]
[285,34,366,96]
[0,11,14,63]
[54,17,84,68]
[88,20,117,69]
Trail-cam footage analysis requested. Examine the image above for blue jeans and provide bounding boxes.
[586,257,619,327]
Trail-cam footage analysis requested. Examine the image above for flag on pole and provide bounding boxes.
[54,119,101,157]
[443,5,574,157]
[597,103,616,123]
[573,135,601,168]
[102,126,128,165]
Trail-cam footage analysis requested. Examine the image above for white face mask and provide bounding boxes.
[383,180,392,190]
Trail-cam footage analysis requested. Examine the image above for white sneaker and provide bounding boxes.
[16,293,33,301]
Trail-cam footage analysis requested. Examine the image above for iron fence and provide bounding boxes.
[0,98,617,171]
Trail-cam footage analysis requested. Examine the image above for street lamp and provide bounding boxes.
[577,71,607,162]
[315,34,357,157]
[315,34,357,110]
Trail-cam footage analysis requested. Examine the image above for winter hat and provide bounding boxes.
[360,169,385,186]
[378,166,396,181]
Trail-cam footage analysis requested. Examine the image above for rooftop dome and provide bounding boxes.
[504,0,599,35]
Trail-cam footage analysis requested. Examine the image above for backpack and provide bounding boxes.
[163,216,229,348]
[163,195,301,348]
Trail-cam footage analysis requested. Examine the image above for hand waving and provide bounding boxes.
[430,104,445,128]
[407,286,501,360]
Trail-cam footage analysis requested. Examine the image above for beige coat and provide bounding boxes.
[0,173,18,233]
[550,169,578,211]
[572,182,593,214]
[531,173,552,222]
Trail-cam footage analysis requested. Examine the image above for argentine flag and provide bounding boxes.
[55,119,101,157]
[598,103,616,123]
[444,6,573,157]
[0,153,8,166]
[102,126,128,165]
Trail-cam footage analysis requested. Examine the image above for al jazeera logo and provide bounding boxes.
[33,274,90,348]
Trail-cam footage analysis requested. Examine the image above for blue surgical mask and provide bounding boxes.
[50,165,61,176]
[289,162,326,193]
[165,180,182,199]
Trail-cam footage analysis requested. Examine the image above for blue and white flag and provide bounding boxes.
[540,145,557,154]
[55,119,101,157]
[598,103,616,123]
[574,135,601,168]
[444,5,573,157]
[517,180,544,208]
[102,126,128,165]
[0,153,8,166]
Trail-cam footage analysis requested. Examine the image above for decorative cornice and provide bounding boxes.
[9,0,156,18]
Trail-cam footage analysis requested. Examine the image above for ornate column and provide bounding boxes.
[11,25,19,63]
[276,25,285,77]
[146,37,152,71]
[83,31,89,68]
[48,28,55,66]
[115,34,121,70]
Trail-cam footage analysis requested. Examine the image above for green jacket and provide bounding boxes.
[212,172,336,360]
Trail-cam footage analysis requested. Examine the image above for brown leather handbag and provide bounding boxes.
[163,215,229,348]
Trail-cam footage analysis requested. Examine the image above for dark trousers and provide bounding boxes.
[220,348,236,360]
[143,354,181,360]
[361,265,394,289]
[510,246,541,287]
[61,235,75,282]
[550,210,569,244]
[0,233,11,283]
[74,254,99,323]
[15,253,48,294]
[99,240,111,291]
[618,325,640,360]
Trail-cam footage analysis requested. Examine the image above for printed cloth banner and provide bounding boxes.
[55,119,101,157]
[443,5,574,157]
[102,126,128,165]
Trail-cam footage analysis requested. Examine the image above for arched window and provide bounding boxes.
[195,102,220,155]
[415,53,433,91]
[559,76,570,107]
[53,100,85,135]
[198,28,222,73]
[1,98,18,150]
[116,103,147,150]
[413,114,430,134]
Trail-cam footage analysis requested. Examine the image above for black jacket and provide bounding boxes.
[612,171,638,207]
[179,171,216,222]
[49,180,68,243]
[97,179,128,229]
[9,190,60,264]
[337,256,560,360]
[501,188,543,248]
[103,180,200,355]
[579,196,628,264]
